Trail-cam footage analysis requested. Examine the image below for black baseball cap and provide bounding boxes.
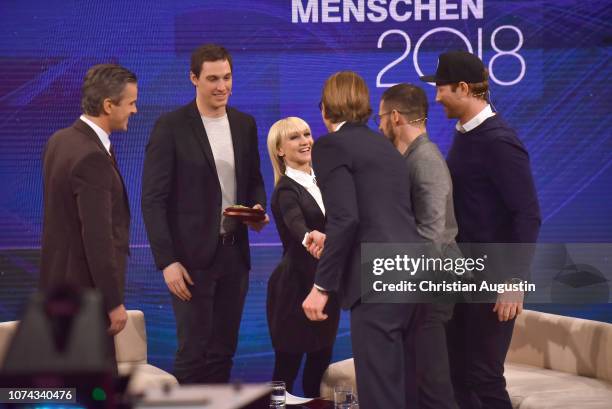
[420,51,485,85]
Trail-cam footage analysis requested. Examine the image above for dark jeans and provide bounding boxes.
[272,347,333,397]
[446,303,516,409]
[170,242,249,384]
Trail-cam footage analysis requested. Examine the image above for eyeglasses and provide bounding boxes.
[374,111,392,126]
[374,110,427,126]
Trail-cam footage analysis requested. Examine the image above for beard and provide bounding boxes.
[442,103,460,119]
[383,127,399,146]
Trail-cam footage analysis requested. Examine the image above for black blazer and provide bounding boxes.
[141,101,266,271]
[40,119,130,311]
[312,123,422,309]
[267,176,339,353]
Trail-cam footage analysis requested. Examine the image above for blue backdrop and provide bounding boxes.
[0,0,611,390]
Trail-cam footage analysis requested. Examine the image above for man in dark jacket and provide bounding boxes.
[421,51,541,409]
[41,64,137,341]
[141,44,267,384]
[302,71,444,409]
[378,83,458,409]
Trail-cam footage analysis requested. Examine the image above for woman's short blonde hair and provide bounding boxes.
[267,116,311,185]
[321,71,372,124]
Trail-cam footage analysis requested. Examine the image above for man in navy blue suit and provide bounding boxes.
[302,71,456,409]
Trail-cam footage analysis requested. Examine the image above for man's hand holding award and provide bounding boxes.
[223,204,269,232]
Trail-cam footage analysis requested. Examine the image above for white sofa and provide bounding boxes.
[320,309,612,408]
[0,309,177,394]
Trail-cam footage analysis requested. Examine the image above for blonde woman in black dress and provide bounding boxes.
[266,117,340,397]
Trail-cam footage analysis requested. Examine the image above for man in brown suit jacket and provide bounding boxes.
[40,64,138,338]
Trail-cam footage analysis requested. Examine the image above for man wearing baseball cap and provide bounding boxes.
[421,51,541,409]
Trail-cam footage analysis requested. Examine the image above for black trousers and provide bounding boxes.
[272,347,333,397]
[349,302,411,409]
[413,303,457,409]
[446,303,515,409]
[170,242,249,384]
[351,302,457,409]
[104,315,118,377]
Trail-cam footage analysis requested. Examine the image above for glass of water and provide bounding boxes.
[268,381,286,408]
[334,384,355,408]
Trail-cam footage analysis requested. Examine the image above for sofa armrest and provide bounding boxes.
[320,358,357,400]
[0,321,18,366]
[114,310,147,364]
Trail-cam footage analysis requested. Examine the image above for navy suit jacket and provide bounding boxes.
[312,123,421,309]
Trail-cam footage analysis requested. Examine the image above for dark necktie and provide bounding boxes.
[109,145,118,168]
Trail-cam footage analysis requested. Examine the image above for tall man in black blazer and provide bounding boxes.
[142,44,268,384]
[302,71,431,409]
[41,64,137,342]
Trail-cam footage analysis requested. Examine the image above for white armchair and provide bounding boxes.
[0,309,177,394]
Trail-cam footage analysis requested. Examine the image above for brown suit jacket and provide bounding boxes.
[40,119,130,311]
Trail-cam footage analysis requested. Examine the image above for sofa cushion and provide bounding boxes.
[517,389,612,409]
[506,363,612,408]
[118,362,178,394]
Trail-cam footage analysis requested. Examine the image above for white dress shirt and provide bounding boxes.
[290,166,327,292]
[285,166,325,216]
[456,104,495,133]
[80,114,111,154]
[334,121,347,132]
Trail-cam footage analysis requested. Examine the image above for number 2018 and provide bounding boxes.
[376,26,525,87]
